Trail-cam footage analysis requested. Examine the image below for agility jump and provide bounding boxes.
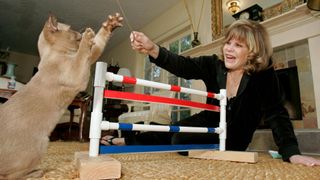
[75,62,257,179]
[89,62,226,156]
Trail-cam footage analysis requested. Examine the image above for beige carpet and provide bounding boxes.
[28,141,320,179]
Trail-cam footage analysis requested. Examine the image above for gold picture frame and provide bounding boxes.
[211,0,223,40]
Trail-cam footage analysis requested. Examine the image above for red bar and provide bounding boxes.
[104,90,220,112]
[170,85,181,92]
[123,76,137,84]
[207,92,215,98]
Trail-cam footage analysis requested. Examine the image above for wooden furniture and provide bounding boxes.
[67,93,92,142]
[0,88,16,103]
[0,88,92,142]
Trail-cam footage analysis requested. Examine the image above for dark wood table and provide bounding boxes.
[0,88,16,103]
[67,94,92,141]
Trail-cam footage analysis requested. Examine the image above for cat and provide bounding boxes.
[0,13,123,179]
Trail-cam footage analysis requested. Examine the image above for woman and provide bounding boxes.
[101,19,320,166]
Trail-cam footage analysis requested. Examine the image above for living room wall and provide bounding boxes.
[0,51,39,84]
[104,0,212,94]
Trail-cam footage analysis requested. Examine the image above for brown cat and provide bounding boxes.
[0,13,123,179]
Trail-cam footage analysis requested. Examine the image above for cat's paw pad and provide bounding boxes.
[83,28,95,46]
[103,13,123,32]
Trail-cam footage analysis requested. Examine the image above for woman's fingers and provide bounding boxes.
[290,155,320,166]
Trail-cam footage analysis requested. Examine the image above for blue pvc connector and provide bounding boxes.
[118,123,133,131]
[169,125,180,132]
[207,128,215,133]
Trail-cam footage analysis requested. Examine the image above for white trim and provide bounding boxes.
[308,35,320,128]
[153,20,190,44]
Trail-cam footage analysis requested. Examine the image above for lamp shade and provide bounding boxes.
[3,63,17,78]
[308,0,320,11]
[227,0,240,14]
[117,68,131,77]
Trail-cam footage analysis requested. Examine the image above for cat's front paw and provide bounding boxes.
[82,28,95,47]
[102,13,123,32]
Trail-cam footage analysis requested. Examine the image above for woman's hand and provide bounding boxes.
[130,31,159,58]
[289,154,320,166]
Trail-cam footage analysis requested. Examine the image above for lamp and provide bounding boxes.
[117,68,131,78]
[3,63,17,78]
[113,67,132,91]
[307,0,320,11]
[227,0,241,14]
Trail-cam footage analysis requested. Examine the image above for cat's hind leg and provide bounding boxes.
[1,168,43,180]
[23,168,44,179]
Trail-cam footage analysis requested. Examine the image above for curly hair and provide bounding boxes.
[222,19,273,74]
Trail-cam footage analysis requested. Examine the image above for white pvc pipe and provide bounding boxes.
[100,122,220,134]
[89,62,107,157]
[219,89,227,151]
[137,78,172,91]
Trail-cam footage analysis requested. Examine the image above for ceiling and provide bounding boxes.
[0,0,180,56]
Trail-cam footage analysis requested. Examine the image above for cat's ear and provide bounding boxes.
[46,13,58,32]
[42,13,59,42]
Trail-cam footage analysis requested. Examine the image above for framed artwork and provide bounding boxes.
[211,0,223,40]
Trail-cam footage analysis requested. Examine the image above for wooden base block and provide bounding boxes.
[74,151,121,179]
[188,150,258,163]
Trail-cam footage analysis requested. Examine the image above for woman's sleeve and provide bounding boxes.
[149,46,218,80]
[260,69,301,161]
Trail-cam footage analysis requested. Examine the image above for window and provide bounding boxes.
[168,33,192,122]
[144,32,193,122]
[168,73,192,123]
[169,34,192,54]
[144,56,162,95]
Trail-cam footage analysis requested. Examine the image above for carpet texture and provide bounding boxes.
[27,141,320,179]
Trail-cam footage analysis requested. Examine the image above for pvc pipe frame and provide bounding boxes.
[89,62,227,157]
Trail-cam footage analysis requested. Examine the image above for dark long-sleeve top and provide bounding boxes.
[149,46,301,161]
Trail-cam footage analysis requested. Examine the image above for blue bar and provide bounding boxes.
[118,123,133,131]
[99,144,219,154]
[169,125,180,132]
[207,128,215,133]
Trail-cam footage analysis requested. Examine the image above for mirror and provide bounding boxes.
[211,0,306,40]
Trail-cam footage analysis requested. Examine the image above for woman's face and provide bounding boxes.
[223,38,249,71]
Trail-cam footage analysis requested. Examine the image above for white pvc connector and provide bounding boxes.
[214,127,224,134]
[214,93,224,100]
[109,73,124,83]
[105,72,114,82]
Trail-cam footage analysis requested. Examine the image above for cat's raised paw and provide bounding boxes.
[82,28,95,46]
[103,13,123,32]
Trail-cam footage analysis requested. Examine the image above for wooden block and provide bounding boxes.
[188,150,258,163]
[74,151,121,180]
